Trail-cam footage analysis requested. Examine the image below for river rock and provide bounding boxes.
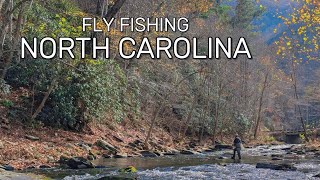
[295,150,306,155]
[39,165,51,169]
[25,135,40,141]
[163,152,177,156]
[271,157,283,161]
[102,154,112,158]
[153,151,163,156]
[87,155,95,161]
[218,156,228,159]
[163,148,179,156]
[0,165,14,171]
[59,155,70,164]
[128,142,138,148]
[95,139,117,152]
[79,143,91,151]
[271,154,284,158]
[26,166,36,169]
[180,150,197,155]
[313,174,320,178]
[218,163,227,166]
[168,148,180,154]
[114,153,128,158]
[128,140,143,149]
[214,144,233,150]
[95,165,107,169]
[98,176,136,180]
[281,147,292,151]
[66,157,95,169]
[203,148,215,153]
[140,151,158,157]
[256,163,297,171]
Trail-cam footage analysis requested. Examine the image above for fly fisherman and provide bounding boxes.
[231,134,242,159]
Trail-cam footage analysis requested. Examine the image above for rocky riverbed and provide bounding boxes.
[7,144,319,180]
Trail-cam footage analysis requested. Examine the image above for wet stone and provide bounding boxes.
[114,153,128,158]
[39,165,51,169]
[256,163,297,171]
[65,157,95,169]
[180,150,197,155]
[140,151,158,157]
[0,165,14,171]
[25,135,40,141]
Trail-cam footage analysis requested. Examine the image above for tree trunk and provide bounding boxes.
[212,100,219,145]
[144,100,164,149]
[2,3,24,79]
[182,98,197,137]
[104,0,126,21]
[291,60,309,141]
[31,78,57,120]
[254,72,268,139]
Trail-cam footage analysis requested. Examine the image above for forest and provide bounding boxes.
[0,0,319,179]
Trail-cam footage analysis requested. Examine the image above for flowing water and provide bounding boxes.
[21,145,320,179]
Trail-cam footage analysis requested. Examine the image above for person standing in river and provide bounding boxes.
[231,134,242,159]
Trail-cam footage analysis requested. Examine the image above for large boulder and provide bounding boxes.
[0,165,14,171]
[214,144,233,150]
[313,174,320,178]
[180,150,198,155]
[139,151,158,157]
[95,140,117,152]
[114,153,128,158]
[256,163,297,171]
[163,148,179,156]
[65,157,95,169]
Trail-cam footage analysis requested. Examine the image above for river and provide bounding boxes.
[18,144,320,179]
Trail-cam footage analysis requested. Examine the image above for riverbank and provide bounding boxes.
[1,120,319,172]
[0,120,216,170]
